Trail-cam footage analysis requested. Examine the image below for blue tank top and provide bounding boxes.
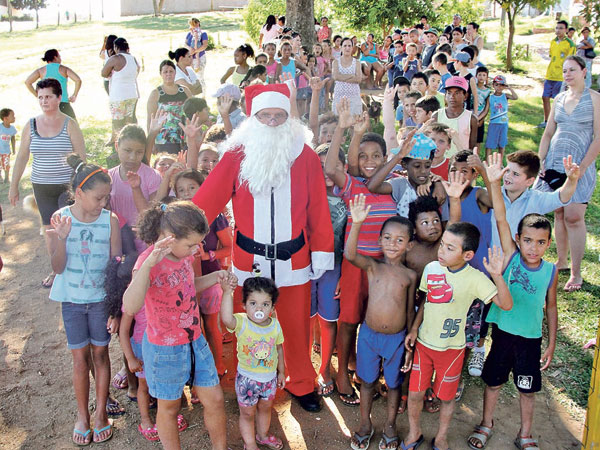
[489,93,509,124]
[280,59,296,78]
[44,63,69,102]
[486,251,556,338]
[49,207,112,304]
[461,187,492,276]
[360,43,378,64]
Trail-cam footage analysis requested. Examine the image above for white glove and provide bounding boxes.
[309,267,326,280]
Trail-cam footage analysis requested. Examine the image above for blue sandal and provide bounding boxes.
[400,434,423,450]
[93,424,113,444]
[72,428,92,447]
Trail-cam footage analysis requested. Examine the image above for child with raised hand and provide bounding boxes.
[466,153,565,450]
[173,169,233,380]
[123,201,228,450]
[48,154,121,446]
[221,276,285,450]
[221,43,255,86]
[368,132,444,218]
[325,98,397,406]
[402,219,513,450]
[312,145,347,397]
[109,124,163,253]
[346,194,417,450]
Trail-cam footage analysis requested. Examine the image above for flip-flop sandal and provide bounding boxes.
[431,437,450,450]
[339,388,360,407]
[318,379,335,397]
[468,424,493,450]
[106,398,125,417]
[177,414,188,432]
[514,435,540,449]
[138,424,159,442]
[256,434,284,450]
[350,428,374,450]
[93,424,113,444]
[400,434,423,449]
[111,372,128,390]
[379,433,400,449]
[72,428,92,447]
[455,380,465,402]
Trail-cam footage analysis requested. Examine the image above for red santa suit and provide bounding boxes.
[192,84,334,397]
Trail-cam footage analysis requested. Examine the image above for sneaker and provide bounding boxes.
[468,351,485,377]
[537,121,547,128]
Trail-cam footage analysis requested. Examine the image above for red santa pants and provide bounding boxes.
[234,282,316,396]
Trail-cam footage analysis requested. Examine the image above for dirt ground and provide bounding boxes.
[0,205,584,449]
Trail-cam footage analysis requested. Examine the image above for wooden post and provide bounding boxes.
[582,319,600,449]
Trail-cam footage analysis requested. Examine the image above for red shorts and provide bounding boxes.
[0,154,9,171]
[338,256,369,324]
[409,342,465,401]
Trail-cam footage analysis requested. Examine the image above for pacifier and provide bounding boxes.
[254,311,265,320]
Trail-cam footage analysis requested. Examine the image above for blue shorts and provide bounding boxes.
[131,337,145,379]
[143,333,219,400]
[356,322,406,389]
[310,264,341,321]
[542,80,562,98]
[61,301,111,350]
[485,122,509,149]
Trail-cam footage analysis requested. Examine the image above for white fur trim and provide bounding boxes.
[311,251,335,272]
[251,92,290,116]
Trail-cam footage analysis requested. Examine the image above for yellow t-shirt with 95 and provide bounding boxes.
[417,261,497,351]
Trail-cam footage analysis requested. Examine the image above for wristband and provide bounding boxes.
[209,250,216,262]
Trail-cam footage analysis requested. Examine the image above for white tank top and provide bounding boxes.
[109,53,139,102]
[437,108,472,158]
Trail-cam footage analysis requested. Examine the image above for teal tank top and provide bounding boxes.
[49,207,112,304]
[44,63,69,102]
[486,251,556,338]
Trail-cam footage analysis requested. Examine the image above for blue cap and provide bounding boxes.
[407,133,436,160]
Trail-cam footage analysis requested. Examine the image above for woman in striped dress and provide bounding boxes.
[535,55,600,292]
[9,78,86,287]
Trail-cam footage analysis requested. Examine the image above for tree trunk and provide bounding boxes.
[8,1,13,32]
[152,0,158,16]
[89,0,92,21]
[35,7,39,29]
[286,0,315,50]
[506,9,515,71]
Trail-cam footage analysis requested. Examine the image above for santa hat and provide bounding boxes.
[244,83,291,116]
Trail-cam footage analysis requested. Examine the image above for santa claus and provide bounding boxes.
[192,83,334,412]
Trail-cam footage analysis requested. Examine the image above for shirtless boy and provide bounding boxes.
[346,194,417,450]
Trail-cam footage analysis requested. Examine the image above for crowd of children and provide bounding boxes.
[3,11,592,450]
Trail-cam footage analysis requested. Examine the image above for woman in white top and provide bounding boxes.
[169,47,202,96]
[101,37,140,141]
[258,15,282,49]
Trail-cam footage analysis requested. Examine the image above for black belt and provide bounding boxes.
[236,231,305,261]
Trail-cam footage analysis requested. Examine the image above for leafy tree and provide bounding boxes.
[287,0,316,49]
[10,0,46,29]
[494,0,557,71]
[582,1,600,42]
[331,0,435,38]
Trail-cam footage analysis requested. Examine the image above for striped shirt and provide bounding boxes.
[334,173,397,257]
[29,117,73,184]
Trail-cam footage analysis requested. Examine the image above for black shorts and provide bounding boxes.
[59,102,76,120]
[32,183,69,225]
[477,122,485,144]
[481,325,542,393]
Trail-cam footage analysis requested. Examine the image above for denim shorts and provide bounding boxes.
[542,79,562,98]
[143,333,219,400]
[131,337,145,379]
[310,264,341,321]
[485,122,508,149]
[61,301,111,350]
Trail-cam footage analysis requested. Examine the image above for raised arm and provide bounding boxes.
[325,100,353,188]
[503,85,518,101]
[558,155,580,203]
[366,131,416,195]
[442,171,470,224]
[482,246,513,311]
[217,94,234,136]
[347,112,370,176]
[485,152,516,260]
[308,77,325,140]
[344,194,376,271]
[382,86,399,151]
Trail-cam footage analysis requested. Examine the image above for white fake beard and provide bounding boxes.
[225,116,312,197]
